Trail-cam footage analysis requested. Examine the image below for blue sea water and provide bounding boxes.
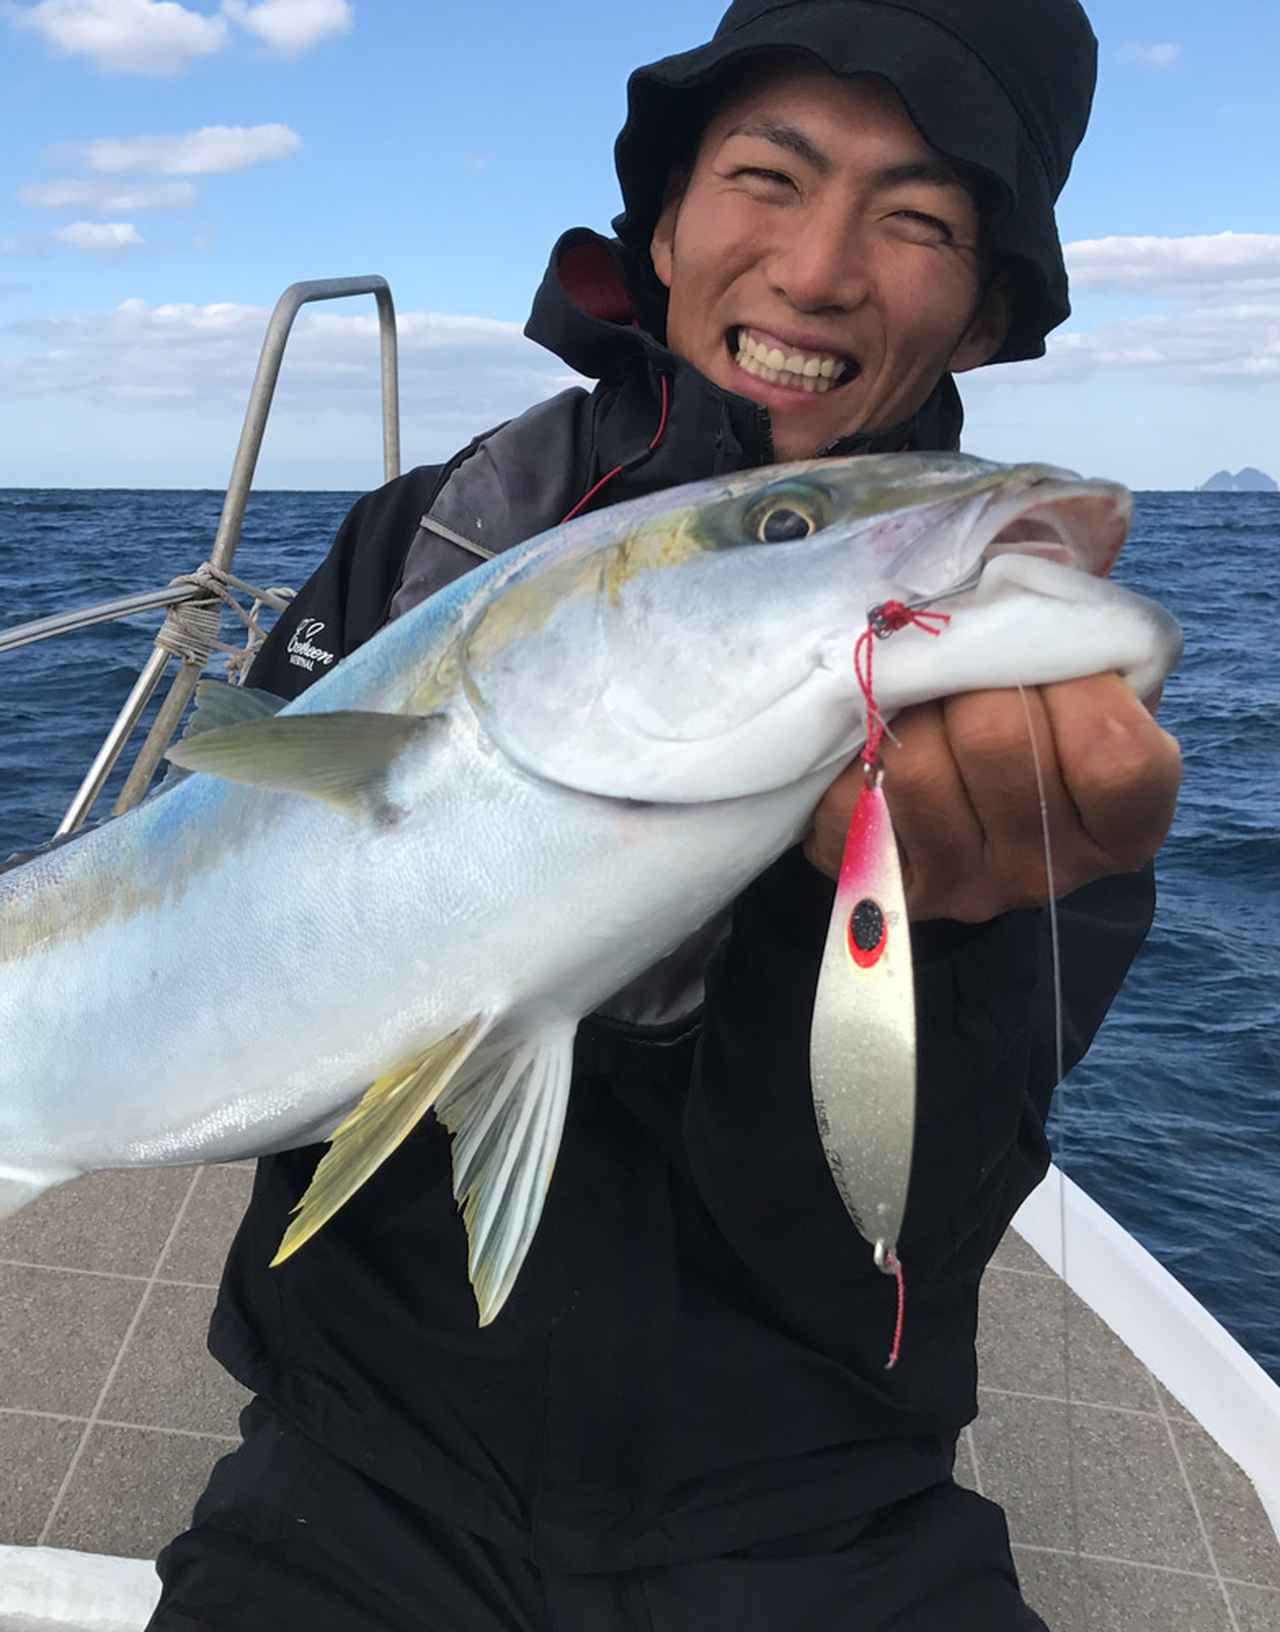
[0,485,1277,1381]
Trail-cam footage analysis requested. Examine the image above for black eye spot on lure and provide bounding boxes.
[847,897,887,968]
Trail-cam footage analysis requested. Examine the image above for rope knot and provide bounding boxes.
[855,599,952,770]
[154,560,295,681]
[868,599,952,640]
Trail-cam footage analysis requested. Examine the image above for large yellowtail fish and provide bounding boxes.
[0,454,1182,1324]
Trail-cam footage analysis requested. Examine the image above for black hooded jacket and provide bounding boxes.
[208,232,1154,1573]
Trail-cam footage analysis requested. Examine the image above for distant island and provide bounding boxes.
[1199,467,1278,492]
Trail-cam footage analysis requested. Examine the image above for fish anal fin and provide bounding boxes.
[270,1016,489,1268]
[435,1025,576,1326]
[165,711,442,823]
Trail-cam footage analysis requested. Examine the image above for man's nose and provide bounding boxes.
[768,208,872,314]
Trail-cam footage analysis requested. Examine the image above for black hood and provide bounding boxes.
[524,228,964,472]
[612,0,1098,365]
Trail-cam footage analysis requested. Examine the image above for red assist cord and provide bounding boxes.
[886,1254,906,1372]
[854,601,952,771]
[852,600,950,1371]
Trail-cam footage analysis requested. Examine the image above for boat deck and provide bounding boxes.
[1,1165,1276,1629]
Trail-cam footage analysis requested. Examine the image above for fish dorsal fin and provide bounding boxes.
[271,1016,490,1268]
[164,711,442,822]
[434,1025,576,1326]
[187,680,288,735]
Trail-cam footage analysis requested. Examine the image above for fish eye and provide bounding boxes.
[755,504,815,543]
[744,484,832,545]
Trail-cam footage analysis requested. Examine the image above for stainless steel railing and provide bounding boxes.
[1,276,400,837]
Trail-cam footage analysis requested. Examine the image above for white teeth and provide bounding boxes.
[734,331,851,391]
[734,329,850,389]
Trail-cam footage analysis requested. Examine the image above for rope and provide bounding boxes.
[854,600,952,769]
[154,561,295,684]
[884,1251,906,1371]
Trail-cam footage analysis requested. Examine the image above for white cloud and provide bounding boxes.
[52,220,145,253]
[961,234,1280,389]
[222,0,351,55]
[1116,42,1183,70]
[1053,300,1280,378]
[3,299,582,435]
[81,123,300,175]
[11,0,228,75]
[975,296,1280,387]
[20,179,198,211]
[1066,233,1280,292]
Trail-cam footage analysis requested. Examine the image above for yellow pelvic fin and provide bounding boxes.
[270,1016,488,1268]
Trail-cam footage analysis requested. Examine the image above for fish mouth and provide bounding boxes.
[977,477,1133,581]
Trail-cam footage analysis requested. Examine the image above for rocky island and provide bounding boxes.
[1200,467,1278,492]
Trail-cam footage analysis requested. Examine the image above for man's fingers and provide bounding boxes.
[881,699,984,918]
[877,679,1182,924]
[1041,674,1182,870]
[944,686,1093,905]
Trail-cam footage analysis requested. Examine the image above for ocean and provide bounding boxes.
[1,485,1277,1381]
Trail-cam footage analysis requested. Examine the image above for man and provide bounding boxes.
[147,2,1181,1627]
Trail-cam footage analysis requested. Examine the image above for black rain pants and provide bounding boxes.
[146,1401,1049,1631]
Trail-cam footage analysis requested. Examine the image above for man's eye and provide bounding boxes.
[735,167,793,188]
[894,210,955,241]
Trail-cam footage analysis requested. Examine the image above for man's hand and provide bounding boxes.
[802,675,1182,922]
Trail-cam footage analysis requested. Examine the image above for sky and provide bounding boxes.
[0,0,1276,492]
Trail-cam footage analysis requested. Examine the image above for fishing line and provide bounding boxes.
[1015,681,1083,1580]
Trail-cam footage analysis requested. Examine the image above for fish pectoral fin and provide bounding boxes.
[270,1016,491,1268]
[435,1025,576,1327]
[164,710,442,822]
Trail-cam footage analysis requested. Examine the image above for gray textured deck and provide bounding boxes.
[1,1166,1276,1629]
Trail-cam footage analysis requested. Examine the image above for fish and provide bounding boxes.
[0,452,1183,1325]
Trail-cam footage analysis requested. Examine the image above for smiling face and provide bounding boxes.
[649,63,1010,460]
